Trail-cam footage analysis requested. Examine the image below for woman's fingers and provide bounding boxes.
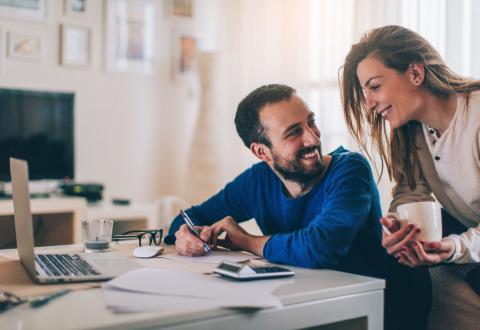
[383,224,419,254]
[412,241,436,264]
[380,217,400,233]
[397,253,412,267]
[421,239,455,262]
[381,220,410,248]
[423,240,452,254]
[402,245,420,265]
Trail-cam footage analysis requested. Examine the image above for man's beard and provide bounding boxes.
[272,144,325,185]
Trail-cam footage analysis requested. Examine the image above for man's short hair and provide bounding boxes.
[235,84,296,148]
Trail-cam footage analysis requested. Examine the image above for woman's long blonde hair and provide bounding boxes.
[340,25,480,190]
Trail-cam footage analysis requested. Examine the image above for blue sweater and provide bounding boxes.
[166,147,385,278]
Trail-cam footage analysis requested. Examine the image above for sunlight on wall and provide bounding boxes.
[164,0,480,213]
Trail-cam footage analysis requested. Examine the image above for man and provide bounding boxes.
[165,84,385,277]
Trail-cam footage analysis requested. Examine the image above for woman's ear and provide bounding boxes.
[409,63,425,86]
[250,143,272,162]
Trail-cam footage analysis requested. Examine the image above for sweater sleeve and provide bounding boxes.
[165,166,256,244]
[444,129,480,263]
[445,225,480,263]
[263,155,375,268]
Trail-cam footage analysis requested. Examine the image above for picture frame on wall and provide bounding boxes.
[60,24,90,68]
[0,0,47,20]
[170,0,193,18]
[105,0,156,74]
[64,0,87,17]
[172,30,198,81]
[7,31,43,61]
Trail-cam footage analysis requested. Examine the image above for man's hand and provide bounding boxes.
[397,238,456,267]
[174,224,212,256]
[209,216,269,256]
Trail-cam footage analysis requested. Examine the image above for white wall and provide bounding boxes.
[0,1,201,203]
[0,1,396,212]
[4,1,470,214]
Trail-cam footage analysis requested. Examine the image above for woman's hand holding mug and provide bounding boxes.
[380,216,420,255]
[381,202,455,267]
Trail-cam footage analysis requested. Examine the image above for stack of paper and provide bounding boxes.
[102,268,285,313]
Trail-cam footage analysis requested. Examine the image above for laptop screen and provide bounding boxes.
[10,158,37,279]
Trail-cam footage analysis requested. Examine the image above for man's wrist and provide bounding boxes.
[243,235,270,256]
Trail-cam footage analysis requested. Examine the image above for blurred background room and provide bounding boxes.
[1,0,479,231]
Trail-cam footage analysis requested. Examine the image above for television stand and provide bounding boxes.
[0,180,61,196]
[0,197,87,249]
[0,197,159,249]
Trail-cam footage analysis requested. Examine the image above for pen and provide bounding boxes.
[180,210,213,255]
[29,289,70,308]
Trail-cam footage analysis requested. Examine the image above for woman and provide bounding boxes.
[340,25,480,330]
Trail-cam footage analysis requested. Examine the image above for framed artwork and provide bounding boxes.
[105,0,156,74]
[64,0,87,17]
[172,30,198,80]
[60,24,90,68]
[171,0,193,18]
[7,31,43,61]
[0,0,46,20]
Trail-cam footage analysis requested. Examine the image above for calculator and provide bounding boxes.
[214,261,295,280]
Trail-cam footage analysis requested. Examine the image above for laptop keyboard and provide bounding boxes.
[35,254,101,277]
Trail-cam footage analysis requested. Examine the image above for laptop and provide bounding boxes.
[10,157,137,284]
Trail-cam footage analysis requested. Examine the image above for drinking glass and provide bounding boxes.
[81,219,113,253]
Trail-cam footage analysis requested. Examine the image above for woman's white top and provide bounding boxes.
[422,91,480,263]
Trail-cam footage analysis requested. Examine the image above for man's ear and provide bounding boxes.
[250,143,272,162]
[408,63,425,86]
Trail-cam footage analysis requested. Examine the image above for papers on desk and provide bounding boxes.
[159,249,258,264]
[102,268,284,313]
[103,289,226,313]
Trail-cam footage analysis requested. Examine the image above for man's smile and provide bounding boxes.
[298,146,321,161]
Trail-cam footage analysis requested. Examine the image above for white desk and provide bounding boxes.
[0,245,385,330]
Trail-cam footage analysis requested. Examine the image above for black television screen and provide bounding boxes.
[0,88,74,181]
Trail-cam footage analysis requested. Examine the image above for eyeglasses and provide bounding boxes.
[112,229,163,247]
[0,291,24,313]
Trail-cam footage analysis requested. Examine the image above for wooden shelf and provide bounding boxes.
[0,197,87,248]
[0,197,158,248]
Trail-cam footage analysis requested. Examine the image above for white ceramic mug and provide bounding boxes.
[396,201,442,242]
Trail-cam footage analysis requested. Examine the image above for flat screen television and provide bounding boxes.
[0,88,74,181]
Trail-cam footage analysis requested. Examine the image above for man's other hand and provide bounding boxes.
[174,224,212,256]
[209,216,269,256]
